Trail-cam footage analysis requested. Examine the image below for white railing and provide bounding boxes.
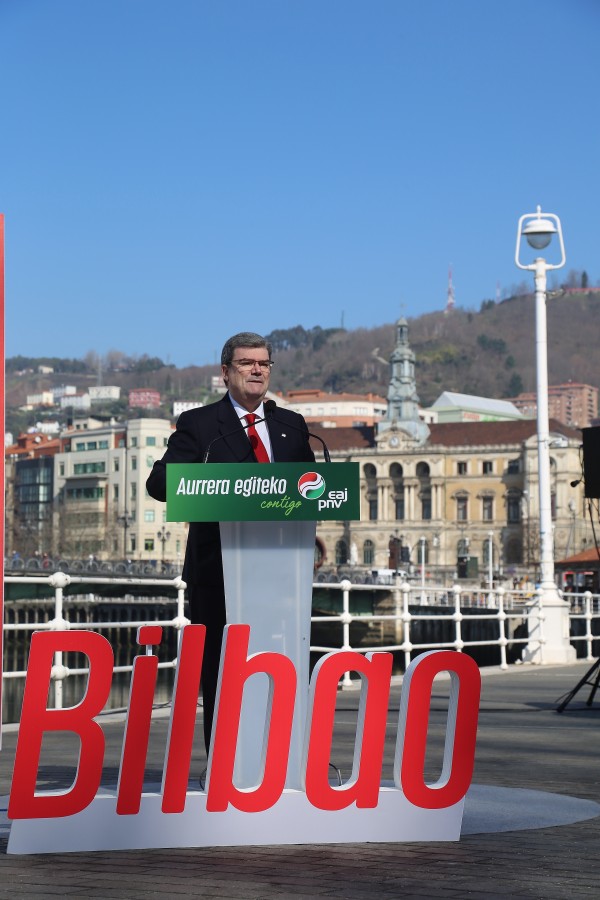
[3,573,599,722]
[565,591,600,661]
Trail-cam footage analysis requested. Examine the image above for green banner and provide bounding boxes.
[166,462,360,522]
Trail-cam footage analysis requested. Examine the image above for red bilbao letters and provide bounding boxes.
[8,624,480,820]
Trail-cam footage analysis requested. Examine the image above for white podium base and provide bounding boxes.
[219,521,316,790]
[7,786,464,854]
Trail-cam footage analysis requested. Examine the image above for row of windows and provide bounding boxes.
[129,436,168,448]
[75,440,110,451]
[364,459,522,478]
[126,536,181,554]
[73,462,106,475]
[17,466,52,485]
[66,487,105,500]
[337,538,504,567]
[17,485,51,503]
[366,493,527,524]
[69,436,168,453]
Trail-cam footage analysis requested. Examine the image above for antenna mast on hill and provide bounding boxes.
[445,265,455,314]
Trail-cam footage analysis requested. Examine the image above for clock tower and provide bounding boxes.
[377,317,430,446]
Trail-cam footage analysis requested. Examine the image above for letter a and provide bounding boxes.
[304,651,392,810]
[8,631,114,819]
[206,624,296,813]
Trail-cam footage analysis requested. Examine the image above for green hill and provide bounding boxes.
[6,290,600,430]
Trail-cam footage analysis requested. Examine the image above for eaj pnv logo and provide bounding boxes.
[297,472,325,500]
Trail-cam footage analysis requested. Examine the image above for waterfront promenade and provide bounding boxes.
[1,660,600,898]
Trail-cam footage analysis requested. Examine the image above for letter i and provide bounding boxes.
[116,625,162,815]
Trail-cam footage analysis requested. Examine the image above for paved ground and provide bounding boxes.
[1,660,600,898]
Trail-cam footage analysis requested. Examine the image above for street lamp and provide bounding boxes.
[487,531,494,590]
[117,510,134,559]
[157,526,171,567]
[419,536,427,604]
[515,206,574,662]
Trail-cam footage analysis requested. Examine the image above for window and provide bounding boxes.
[483,461,493,475]
[363,539,375,566]
[87,441,97,451]
[146,455,154,468]
[364,463,378,522]
[75,442,85,451]
[482,496,494,521]
[113,485,119,501]
[113,458,120,472]
[99,440,109,450]
[146,436,156,446]
[144,509,155,522]
[131,483,137,500]
[335,540,348,565]
[507,493,521,523]
[507,459,520,475]
[457,461,467,475]
[416,462,431,520]
[144,539,155,551]
[420,492,431,520]
[131,456,137,471]
[59,463,65,476]
[457,538,469,557]
[456,495,468,521]
[130,536,136,552]
[390,463,404,521]
[130,437,138,448]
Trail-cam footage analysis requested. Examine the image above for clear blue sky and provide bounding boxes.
[1,0,599,368]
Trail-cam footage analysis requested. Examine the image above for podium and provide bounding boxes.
[167,462,360,790]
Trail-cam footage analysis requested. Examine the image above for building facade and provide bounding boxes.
[281,389,387,427]
[52,418,186,564]
[313,320,587,583]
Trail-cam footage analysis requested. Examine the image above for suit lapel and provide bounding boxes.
[267,417,293,462]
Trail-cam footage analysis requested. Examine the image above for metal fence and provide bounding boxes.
[3,572,599,722]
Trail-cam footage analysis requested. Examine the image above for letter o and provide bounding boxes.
[394,650,480,809]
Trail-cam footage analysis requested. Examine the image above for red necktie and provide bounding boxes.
[245,413,270,463]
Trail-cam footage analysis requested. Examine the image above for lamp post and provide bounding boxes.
[419,536,427,604]
[487,531,494,590]
[515,206,574,662]
[157,525,171,568]
[117,511,133,559]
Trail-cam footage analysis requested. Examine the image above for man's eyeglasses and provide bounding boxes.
[230,358,274,372]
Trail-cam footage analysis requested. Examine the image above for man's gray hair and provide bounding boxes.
[221,332,272,367]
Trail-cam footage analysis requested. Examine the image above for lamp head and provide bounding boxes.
[522,206,556,250]
[515,205,566,271]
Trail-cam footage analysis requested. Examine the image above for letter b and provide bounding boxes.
[8,631,114,819]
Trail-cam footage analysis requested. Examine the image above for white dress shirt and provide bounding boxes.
[229,396,273,461]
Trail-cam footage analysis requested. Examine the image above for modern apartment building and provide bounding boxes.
[52,418,186,564]
[511,383,598,429]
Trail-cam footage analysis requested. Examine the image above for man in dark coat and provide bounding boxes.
[146,331,315,752]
